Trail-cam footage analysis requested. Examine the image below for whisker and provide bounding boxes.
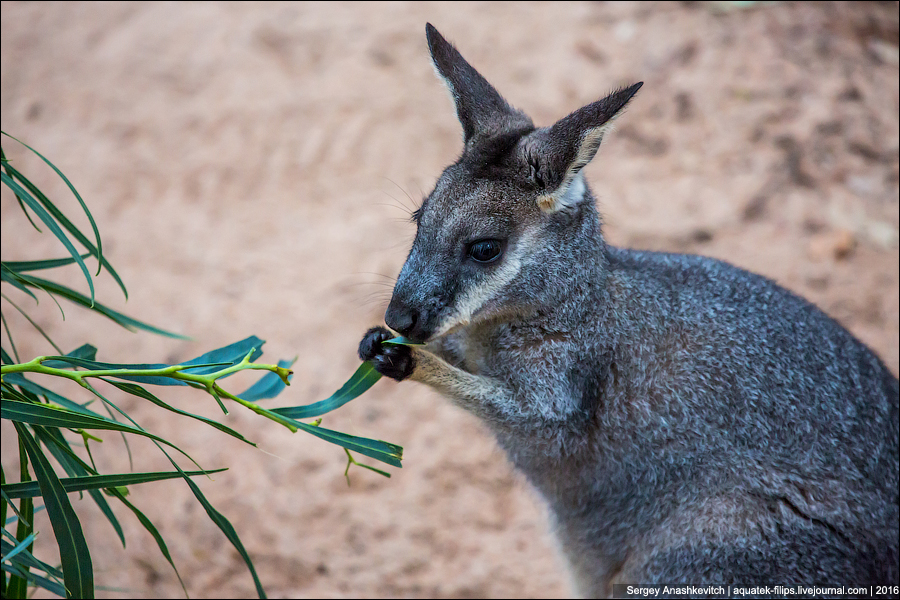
[342,280,396,289]
[383,177,421,213]
[374,197,416,219]
[350,271,398,281]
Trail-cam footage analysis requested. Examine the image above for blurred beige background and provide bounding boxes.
[1,2,897,598]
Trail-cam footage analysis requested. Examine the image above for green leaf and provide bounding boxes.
[0,467,6,563]
[2,500,45,529]
[1,388,33,411]
[221,368,403,467]
[0,469,8,599]
[35,337,269,385]
[12,274,186,339]
[41,344,97,369]
[3,373,101,416]
[67,344,97,360]
[0,265,40,303]
[1,158,127,299]
[206,392,402,467]
[13,422,93,598]
[0,561,67,598]
[177,473,266,599]
[6,435,34,599]
[33,427,126,547]
[0,171,96,305]
[30,428,187,594]
[180,336,265,375]
[1,146,43,236]
[103,379,255,446]
[2,400,203,469]
[382,336,425,346]
[0,533,36,562]
[2,254,93,273]
[2,132,105,281]
[2,468,228,499]
[271,361,381,419]
[239,358,295,401]
[269,335,414,419]
[104,488,188,596]
[1,538,64,581]
[292,420,403,468]
[0,288,64,352]
[37,355,187,386]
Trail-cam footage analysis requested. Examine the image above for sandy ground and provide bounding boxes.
[1,2,898,598]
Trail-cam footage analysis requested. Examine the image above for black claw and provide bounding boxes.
[358,326,415,381]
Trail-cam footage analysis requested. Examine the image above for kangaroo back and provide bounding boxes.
[359,23,900,597]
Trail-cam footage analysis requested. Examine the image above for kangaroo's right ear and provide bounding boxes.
[531,83,643,213]
[426,23,532,148]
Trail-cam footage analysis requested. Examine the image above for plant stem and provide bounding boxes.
[1,357,295,431]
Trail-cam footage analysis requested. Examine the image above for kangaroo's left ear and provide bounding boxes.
[528,83,643,213]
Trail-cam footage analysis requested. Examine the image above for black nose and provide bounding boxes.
[385,299,427,343]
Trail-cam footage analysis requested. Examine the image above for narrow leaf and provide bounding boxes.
[0,562,67,597]
[33,427,126,547]
[2,132,105,280]
[41,344,97,369]
[0,171,95,305]
[223,389,403,468]
[7,435,34,599]
[1,146,43,235]
[2,159,127,299]
[293,419,403,468]
[0,468,7,559]
[0,533,36,563]
[14,274,186,339]
[13,422,93,598]
[271,361,381,419]
[36,355,186,386]
[0,265,39,302]
[2,468,228,499]
[103,379,255,445]
[3,373,101,416]
[0,538,64,580]
[177,474,266,599]
[180,336,265,375]
[105,488,188,596]
[382,336,425,346]
[1,288,65,352]
[2,254,93,273]
[2,400,203,468]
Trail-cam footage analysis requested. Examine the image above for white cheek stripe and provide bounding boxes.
[431,231,533,340]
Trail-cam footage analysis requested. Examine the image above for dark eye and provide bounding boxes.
[468,239,503,263]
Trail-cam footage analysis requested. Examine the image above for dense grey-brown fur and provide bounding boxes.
[359,23,899,598]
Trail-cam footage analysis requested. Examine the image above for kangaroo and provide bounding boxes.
[359,24,899,598]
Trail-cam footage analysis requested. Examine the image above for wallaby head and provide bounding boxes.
[385,23,642,344]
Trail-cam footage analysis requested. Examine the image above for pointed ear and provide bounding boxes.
[531,83,643,213]
[426,23,532,147]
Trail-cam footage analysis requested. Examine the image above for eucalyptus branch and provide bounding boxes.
[1,352,295,431]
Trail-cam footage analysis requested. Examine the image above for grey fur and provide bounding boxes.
[359,24,899,598]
